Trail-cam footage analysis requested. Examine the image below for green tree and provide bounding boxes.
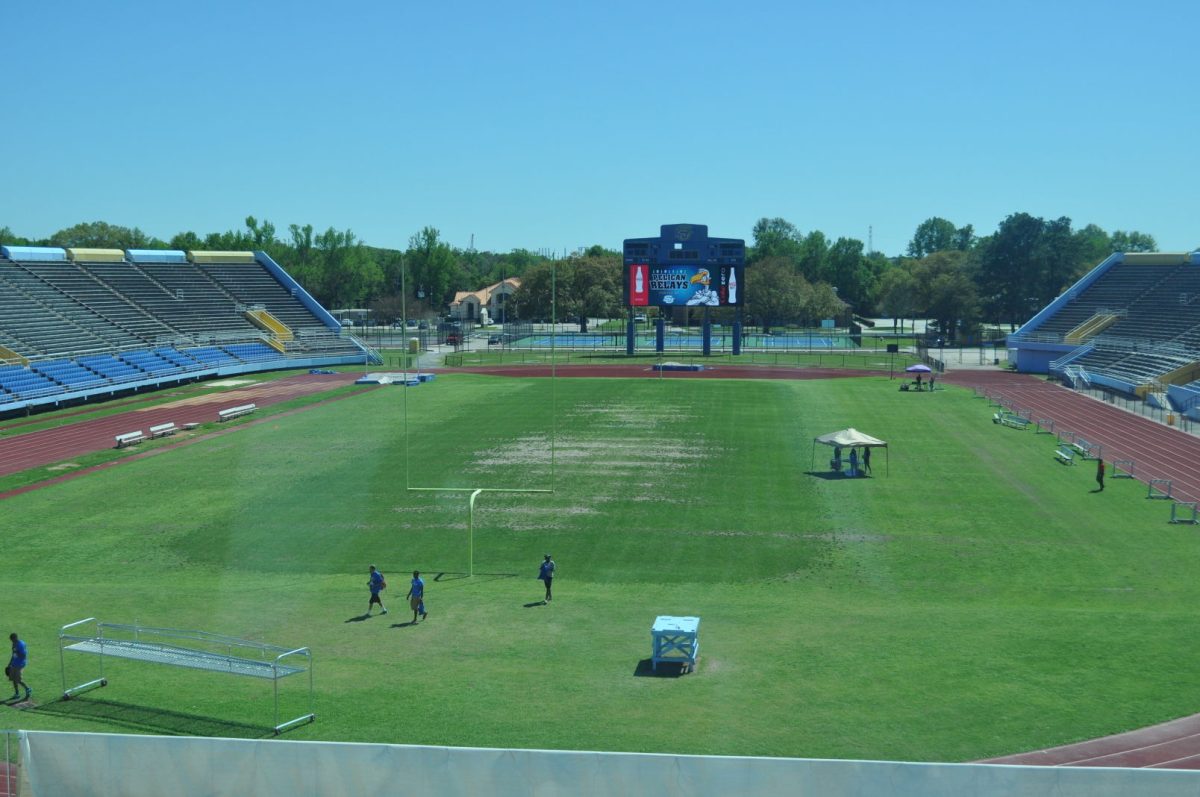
[0,226,33,246]
[1073,223,1112,268]
[913,251,978,341]
[825,237,879,311]
[311,228,384,309]
[749,217,803,265]
[806,282,846,325]
[975,213,1046,327]
[406,227,458,309]
[1039,216,1083,306]
[1110,230,1158,253]
[49,221,163,250]
[907,217,957,258]
[512,260,572,321]
[571,252,623,320]
[745,257,810,333]
[877,264,918,332]
[169,231,203,252]
[794,231,829,283]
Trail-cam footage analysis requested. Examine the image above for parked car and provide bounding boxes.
[487,334,502,345]
[446,331,461,346]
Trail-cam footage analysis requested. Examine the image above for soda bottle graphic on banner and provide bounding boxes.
[727,268,738,304]
[630,264,649,305]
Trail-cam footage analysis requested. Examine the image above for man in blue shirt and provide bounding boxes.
[407,570,427,623]
[539,554,556,603]
[8,633,29,701]
[367,565,388,616]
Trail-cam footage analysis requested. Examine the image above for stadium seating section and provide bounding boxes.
[1012,252,1200,406]
[0,246,366,409]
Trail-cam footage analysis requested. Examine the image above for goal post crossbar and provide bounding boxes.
[407,487,554,577]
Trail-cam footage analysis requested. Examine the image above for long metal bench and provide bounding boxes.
[218,403,257,421]
[59,618,314,734]
[114,430,145,448]
[149,422,177,438]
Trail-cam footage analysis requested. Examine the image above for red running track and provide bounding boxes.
[0,373,363,480]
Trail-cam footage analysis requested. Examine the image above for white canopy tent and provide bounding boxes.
[811,427,889,475]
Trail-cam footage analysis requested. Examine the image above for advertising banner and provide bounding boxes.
[628,264,742,307]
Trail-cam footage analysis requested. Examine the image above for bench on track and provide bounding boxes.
[59,618,315,735]
[149,422,178,439]
[1055,446,1075,465]
[114,430,145,449]
[218,403,257,422]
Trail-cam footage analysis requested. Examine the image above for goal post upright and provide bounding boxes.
[403,256,559,577]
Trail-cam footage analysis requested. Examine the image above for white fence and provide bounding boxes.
[10,731,1200,796]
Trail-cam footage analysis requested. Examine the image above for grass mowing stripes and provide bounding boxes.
[1,372,1196,762]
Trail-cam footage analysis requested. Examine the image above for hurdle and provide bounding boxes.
[1057,430,1077,446]
[1035,418,1055,434]
[1072,439,1100,461]
[1170,502,1199,524]
[1112,459,1135,479]
[1148,480,1173,500]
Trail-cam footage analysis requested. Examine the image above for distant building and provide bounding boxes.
[450,278,520,322]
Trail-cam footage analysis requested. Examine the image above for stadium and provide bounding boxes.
[1,237,1200,795]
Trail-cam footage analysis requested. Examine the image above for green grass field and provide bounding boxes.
[2,372,1196,762]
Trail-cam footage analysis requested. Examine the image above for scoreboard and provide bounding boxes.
[623,224,745,308]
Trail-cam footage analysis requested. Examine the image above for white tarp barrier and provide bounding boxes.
[19,730,1200,796]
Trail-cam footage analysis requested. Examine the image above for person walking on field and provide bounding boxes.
[367,565,387,616]
[8,633,29,701]
[862,446,872,475]
[407,570,427,623]
[1096,459,1106,491]
[539,554,556,603]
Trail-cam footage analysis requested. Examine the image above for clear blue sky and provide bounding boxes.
[4,0,1197,257]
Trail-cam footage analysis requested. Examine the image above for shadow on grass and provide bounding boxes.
[523,601,547,608]
[345,613,374,623]
[389,621,419,628]
[805,471,862,481]
[28,696,273,738]
[632,658,691,678]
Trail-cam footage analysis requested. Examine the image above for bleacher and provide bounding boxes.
[0,262,115,356]
[76,353,144,382]
[1033,264,1177,338]
[1017,253,1200,389]
[121,349,180,375]
[0,245,370,412]
[223,342,278,362]
[0,364,59,399]
[199,261,323,332]
[32,358,108,390]
[133,261,259,336]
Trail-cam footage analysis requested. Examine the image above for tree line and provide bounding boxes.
[0,213,1173,339]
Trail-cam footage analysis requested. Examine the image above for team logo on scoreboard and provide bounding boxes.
[675,225,692,241]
